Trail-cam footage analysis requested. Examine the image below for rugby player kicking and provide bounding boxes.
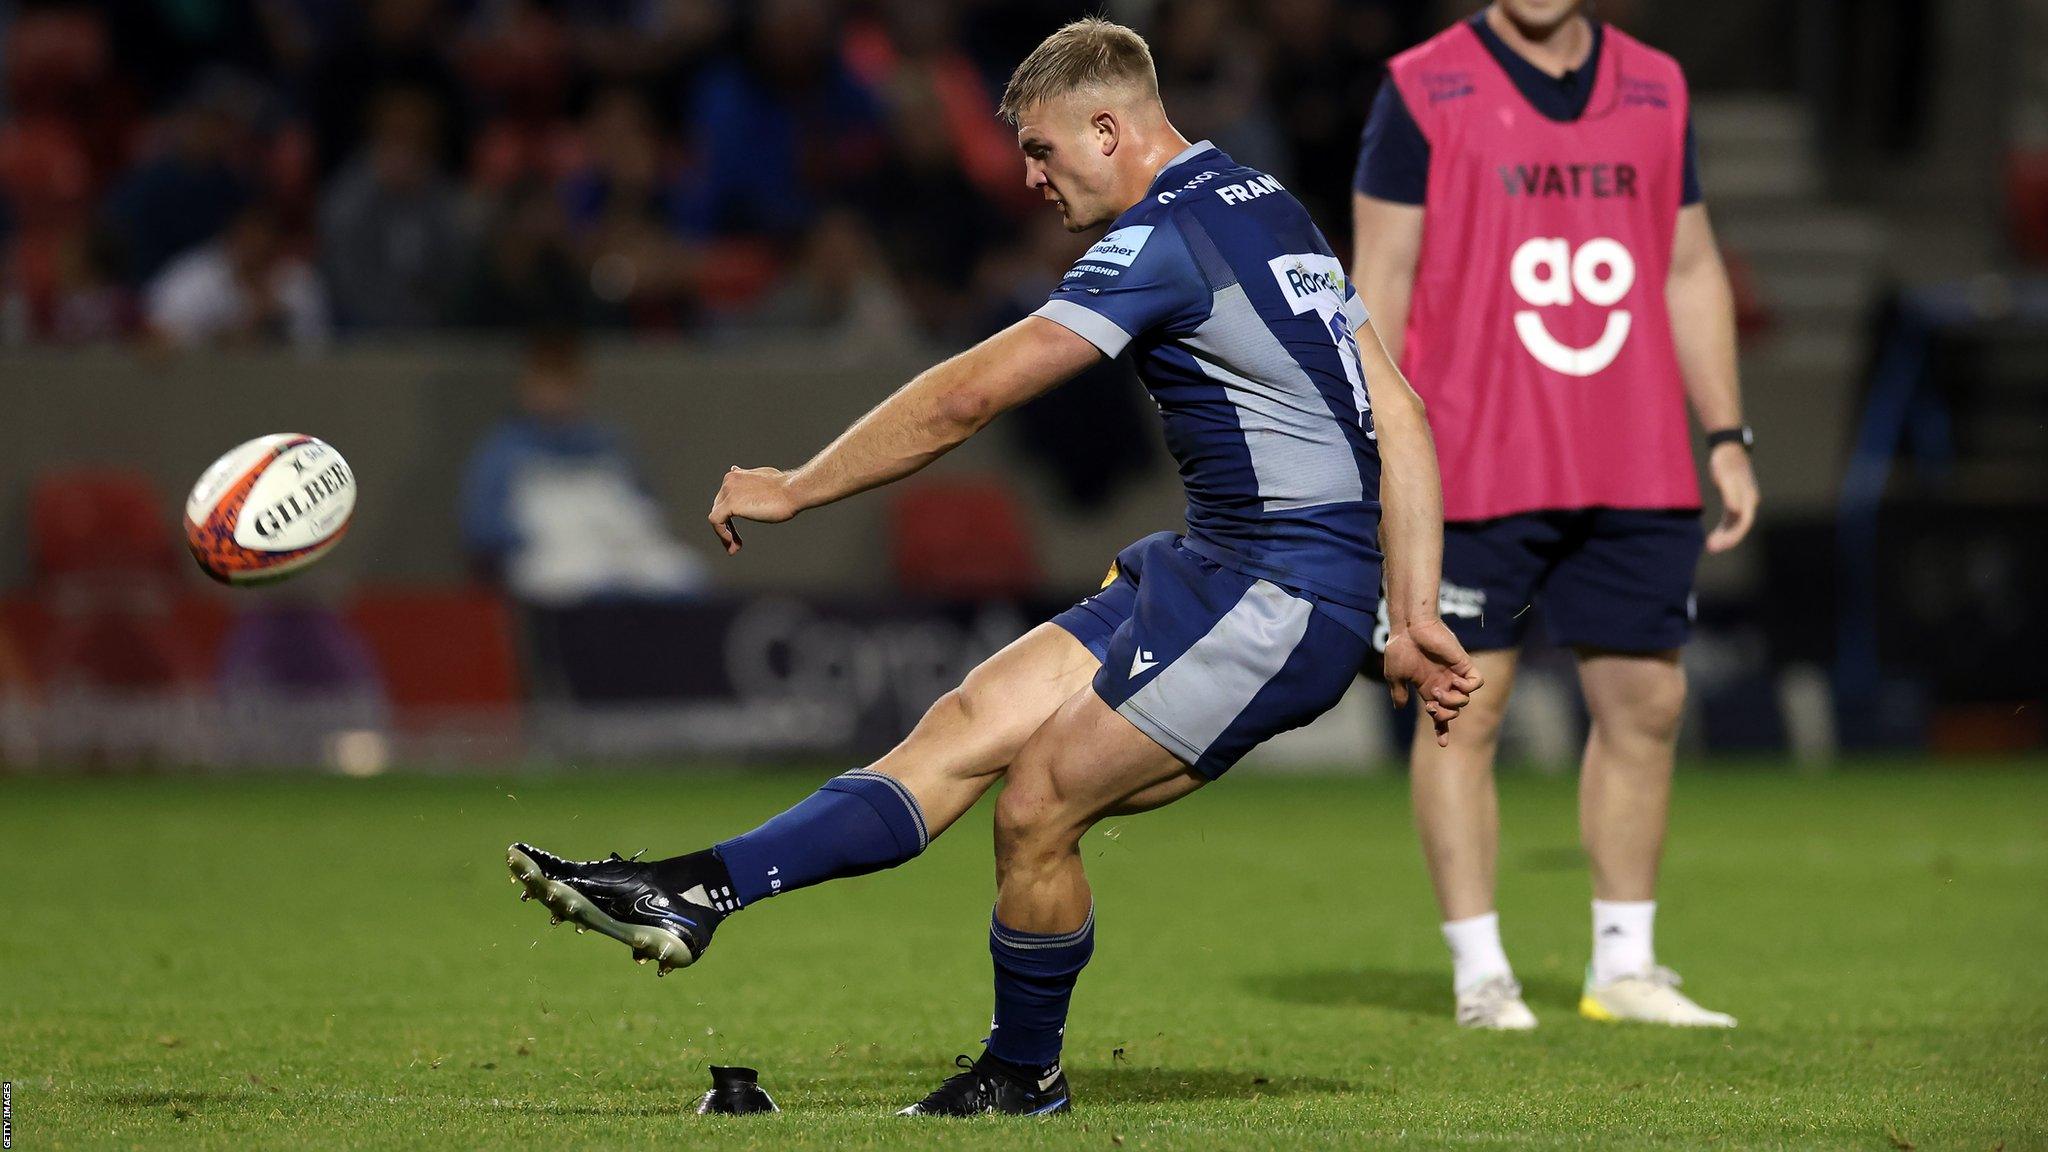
[509,18,1480,1115]
[1352,0,1756,1029]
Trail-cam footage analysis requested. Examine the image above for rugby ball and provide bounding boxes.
[185,434,356,585]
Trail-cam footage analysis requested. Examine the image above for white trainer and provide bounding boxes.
[1580,965,1737,1028]
[1455,975,1538,1030]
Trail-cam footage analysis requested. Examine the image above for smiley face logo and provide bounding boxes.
[1509,236,1635,377]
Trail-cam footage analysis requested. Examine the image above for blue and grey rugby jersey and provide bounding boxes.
[1034,141,1384,616]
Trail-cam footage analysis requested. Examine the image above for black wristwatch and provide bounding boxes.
[1706,425,1754,453]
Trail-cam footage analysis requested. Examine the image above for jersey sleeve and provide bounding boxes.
[1680,116,1703,206]
[1033,216,1209,358]
[1352,79,1430,205]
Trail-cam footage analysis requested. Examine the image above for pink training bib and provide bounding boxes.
[1389,23,1699,520]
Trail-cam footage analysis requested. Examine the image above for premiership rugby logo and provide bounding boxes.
[1083,226,1151,267]
[1508,236,1635,377]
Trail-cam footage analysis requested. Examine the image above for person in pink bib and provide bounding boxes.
[1351,0,1758,1030]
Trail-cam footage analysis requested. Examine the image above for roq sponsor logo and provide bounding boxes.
[1267,253,1373,430]
[1509,236,1636,377]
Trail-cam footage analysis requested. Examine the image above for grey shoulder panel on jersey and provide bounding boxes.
[1175,210,1239,290]
[1185,283,1367,512]
[1034,298,1134,359]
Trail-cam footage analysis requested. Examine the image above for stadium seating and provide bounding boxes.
[29,468,180,580]
[347,586,524,762]
[888,478,1042,600]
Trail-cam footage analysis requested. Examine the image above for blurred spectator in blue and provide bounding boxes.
[561,85,703,328]
[304,0,469,177]
[553,0,731,88]
[454,177,609,329]
[677,0,886,239]
[461,329,709,604]
[320,86,469,330]
[562,86,693,237]
[145,204,329,348]
[102,89,253,285]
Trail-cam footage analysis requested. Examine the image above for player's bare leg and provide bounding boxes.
[1575,649,1733,1027]
[1409,649,1533,1028]
[1412,650,1521,921]
[507,623,1100,974]
[864,623,1104,836]
[899,686,1198,1116]
[992,688,1201,934]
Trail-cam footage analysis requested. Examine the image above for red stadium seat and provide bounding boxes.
[346,586,523,716]
[2006,149,2048,266]
[888,478,1042,600]
[0,595,53,693]
[28,469,179,581]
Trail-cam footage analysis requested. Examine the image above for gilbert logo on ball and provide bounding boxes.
[185,434,356,585]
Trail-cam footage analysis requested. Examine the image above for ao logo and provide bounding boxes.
[1509,236,1635,377]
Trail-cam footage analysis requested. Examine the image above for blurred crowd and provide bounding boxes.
[0,0,1430,349]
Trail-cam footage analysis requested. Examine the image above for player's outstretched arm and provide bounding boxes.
[1668,203,1759,553]
[1354,317,1482,745]
[708,317,1101,553]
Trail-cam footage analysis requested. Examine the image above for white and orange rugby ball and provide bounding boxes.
[185,434,356,585]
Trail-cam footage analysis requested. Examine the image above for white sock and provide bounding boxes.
[1442,912,1513,994]
[1591,899,1656,985]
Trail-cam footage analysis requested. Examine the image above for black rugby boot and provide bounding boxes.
[897,1053,1072,1117]
[506,842,733,975]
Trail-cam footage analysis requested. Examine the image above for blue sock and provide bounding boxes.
[987,907,1095,1069]
[712,769,929,906]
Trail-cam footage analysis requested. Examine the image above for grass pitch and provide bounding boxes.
[2,761,2043,1150]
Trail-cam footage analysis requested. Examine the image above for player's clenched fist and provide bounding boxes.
[708,465,799,555]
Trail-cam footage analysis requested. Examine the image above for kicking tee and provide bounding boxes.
[1033,141,1384,617]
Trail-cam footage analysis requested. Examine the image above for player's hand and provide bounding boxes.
[1382,618,1483,747]
[1705,442,1759,553]
[708,466,799,555]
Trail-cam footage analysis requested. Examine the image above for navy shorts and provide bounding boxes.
[1380,509,1704,654]
[1052,532,1374,779]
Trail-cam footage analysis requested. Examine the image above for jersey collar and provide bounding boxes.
[1147,139,1219,194]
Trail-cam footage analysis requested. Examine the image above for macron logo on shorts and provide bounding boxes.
[1130,649,1159,677]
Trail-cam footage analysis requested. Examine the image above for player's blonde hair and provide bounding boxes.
[999,18,1160,125]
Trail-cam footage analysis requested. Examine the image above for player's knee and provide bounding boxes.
[921,685,977,737]
[903,680,1013,782]
[993,774,1072,862]
[1599,664,1687,744]
[1460,687,1513,743]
